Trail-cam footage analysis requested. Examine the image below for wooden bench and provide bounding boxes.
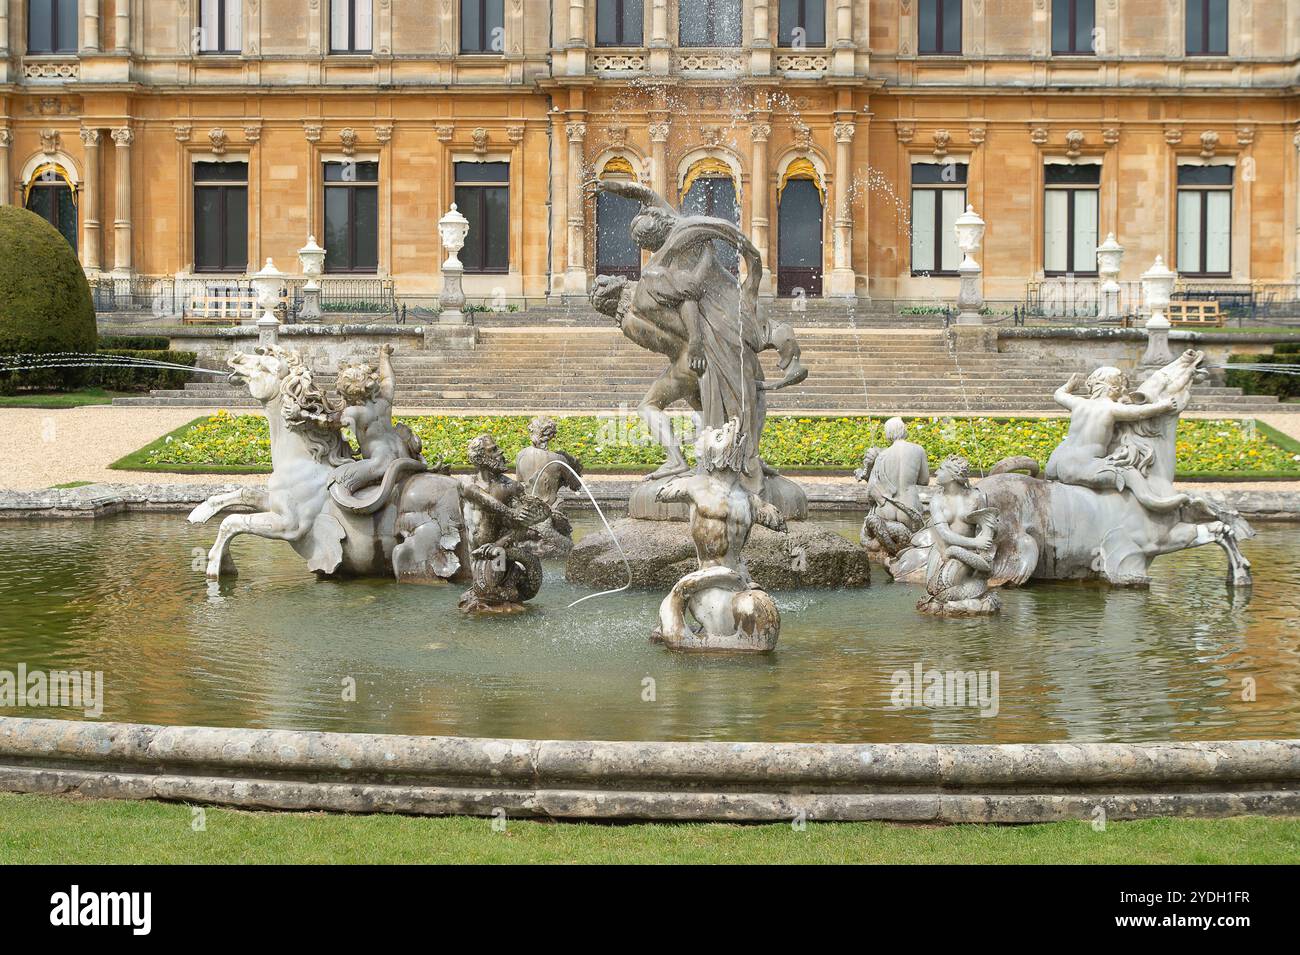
[182,289,259,326]
[1167,300,1224,327]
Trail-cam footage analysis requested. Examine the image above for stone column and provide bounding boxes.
[1294,130,1300,283]
[548,111,568,298]
[83,0,101,53]
[79,129,102,274]
[565,121,588,295]
[832,0,855,75]
[0,5,10,57]
[649,0,670,73]
[750,119,773,295]
[568,0,586,44]
[750,0,771,74]
[114,0,130,52]
[0,129,11,207]
[829,119,857,297]
[111,127,134,277]
[648,119,670,202]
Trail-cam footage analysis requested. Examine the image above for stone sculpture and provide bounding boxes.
[458,434,552,614]
[588,178,807,519]
[514,416,582,557]
[650,419,786,652]
[190,344,469,584]
[855,417,929,560]
[890,350,1254,590]
[916,456,1002,616]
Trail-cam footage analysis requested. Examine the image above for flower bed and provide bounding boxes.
[114,412,1300,479]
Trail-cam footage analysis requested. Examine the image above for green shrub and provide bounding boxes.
[90,349,197,392]
[98,335,171,351]
[1226,349,1300,401]
[0,206,96,394]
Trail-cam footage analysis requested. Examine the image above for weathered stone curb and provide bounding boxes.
[1,718,1297,822]
[3,481,1300,522]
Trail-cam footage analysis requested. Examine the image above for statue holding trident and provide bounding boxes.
[588,178,808,519]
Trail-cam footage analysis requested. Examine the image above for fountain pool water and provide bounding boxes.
[1,512,1297,745]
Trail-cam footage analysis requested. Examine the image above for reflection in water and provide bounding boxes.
[0,513,1296,744]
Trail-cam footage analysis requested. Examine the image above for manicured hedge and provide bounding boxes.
[98,335,172,351]
[1226,343,1300,401]
[123,412,1300,478]
[90,349,197,392]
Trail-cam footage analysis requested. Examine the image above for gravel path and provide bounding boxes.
[1,404,1298,493]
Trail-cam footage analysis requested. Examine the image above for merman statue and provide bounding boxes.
[514,415,583,557]
[856,417,930,560]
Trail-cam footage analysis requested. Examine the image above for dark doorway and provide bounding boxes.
[682,174,739,274]
[595,189,642,280]
[777,178,823,297]
[26,177,77,252]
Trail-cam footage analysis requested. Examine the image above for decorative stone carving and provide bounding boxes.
[375,125,393,145]
[1165,127,1184,146]
[435,124,454,143]
[79,128,100,147]
[1030,126,1049,145]
[647,122,670,143]
[206,128,227,155]
[776,53,830,72]
[592,52,647,71]
[1103,127,1121,146]
[340,128,358,156]
[39,129,61,155]
[1200,130,1220,159]
[897,123,915,144]
[515,416,583,558]
[0,129,12,148]
[507,126,524,144]
[608,124,629,146]
[243,126,262,145]
[931,128,950,159]
[750,122,772,142]
[650,420,786,652]
[566,123,587,143]
[793,122,813,149]
[916,456,1002,616]
[23,62,79,81]
[891,351,1254,591]
[1237,126,1256,147]
[472,127,489,154]
[191,345,470,586]
[457,435,552,614]
[304,124,323,143]
[855,417,930,561]
[969,126,986,146]
[838,122,859,145]
[174,125,193,143]
[1065,129,1085,159]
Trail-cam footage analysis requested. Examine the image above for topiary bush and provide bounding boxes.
[0,206,97,394]
[98,335,172,351]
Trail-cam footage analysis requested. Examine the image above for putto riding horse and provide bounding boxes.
[189,346,469,584]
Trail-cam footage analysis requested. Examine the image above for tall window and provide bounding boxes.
[918,0,961,56]
[682,172,740,272]
[323,161,379,273]
[25,168,77,251]
[1043,164,1099,276]
[199,0,242,54]
[1177,165,1232,277]
[1052,0,1095,55]
[679,0,742,47]
[911,162,966,275]
[28,0,79,54]
[194,162,248,273]
[778,0,826,48]
[596,0,643,47]
[454,162,510,273]
[462,0,505,53]
[596,192,642,280]
[1186,0,1228,56]
[778,175,824,297]
[330,0,373,53]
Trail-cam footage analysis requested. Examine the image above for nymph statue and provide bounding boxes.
[458,434,552,614]
[649,418,787,652]
[916,456,1002,616]
[514,415,583,557]
[855,417,930,560]
[588,178,807,518]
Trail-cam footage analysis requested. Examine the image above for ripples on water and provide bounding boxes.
[0,513,1297,744]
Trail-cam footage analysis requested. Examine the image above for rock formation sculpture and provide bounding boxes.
[514,415,582,557]
[649,419,787,652]
[856,416,930,560]
[916,455,1002,616]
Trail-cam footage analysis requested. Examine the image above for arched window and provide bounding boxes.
[777,159,824,297]
[28,0,79,55]
[680,0,741,47]
[25,163,78,251]
[595,158,642,280]
[682,158,739,273]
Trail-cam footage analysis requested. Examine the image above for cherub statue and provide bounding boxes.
[458,434,552,613]
[1046,363,1189,514]
[917,455,1001,616]
[329,344,426,509]
[856,417,930,560]
[649,418,788,652]
[514,415,583,557]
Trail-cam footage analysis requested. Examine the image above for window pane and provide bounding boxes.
[1177,191,1202,274]
[485,0,504,50]
[1205,191,1231,273]
[55,185,77,250]
[1208,0,1228,54]
[1051,0,1070,53]
[454,187,482,270]
[1076,0,1095,52]
[226,0,243,51]
[1072,190,1098,273]
[597,0,620,45]
[597,191,641,270]
[29,0,54,53]
[624,0,643,43]
[461,0,481,51]
[224,186,248,270]
[200,0,220,51]
[780,0,827,47]
[354,0,373,50]
[195,162,248,183]
[911,189,936,273]
[940,189,964,272]
[1044,189,1069,273]
[324,188,352,271]
[912,162,968,186]
[331,0,350,50]
[56,0,78,52]
[195,186,222,270]
[1045,163,1101,186]
[1177,164,1233,187]
[455,162,509,183]
[1186,0,1204,53]
[353,186,379,271]
[942,0,962,52]
[718,0,742,45]
[918,0,937,54]
[484,186,509,270]
[779,180,822,267]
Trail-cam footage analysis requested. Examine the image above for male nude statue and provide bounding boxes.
[1045,365,1187,513]
[332,344,421,495]
[856,417,930,557]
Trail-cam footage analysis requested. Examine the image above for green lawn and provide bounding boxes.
[0,388,127,408]
[1,793,1296,864]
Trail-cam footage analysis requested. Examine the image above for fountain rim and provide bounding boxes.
[2,717,1298,823]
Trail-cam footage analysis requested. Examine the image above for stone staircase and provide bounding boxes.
[114,326,1284,415]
